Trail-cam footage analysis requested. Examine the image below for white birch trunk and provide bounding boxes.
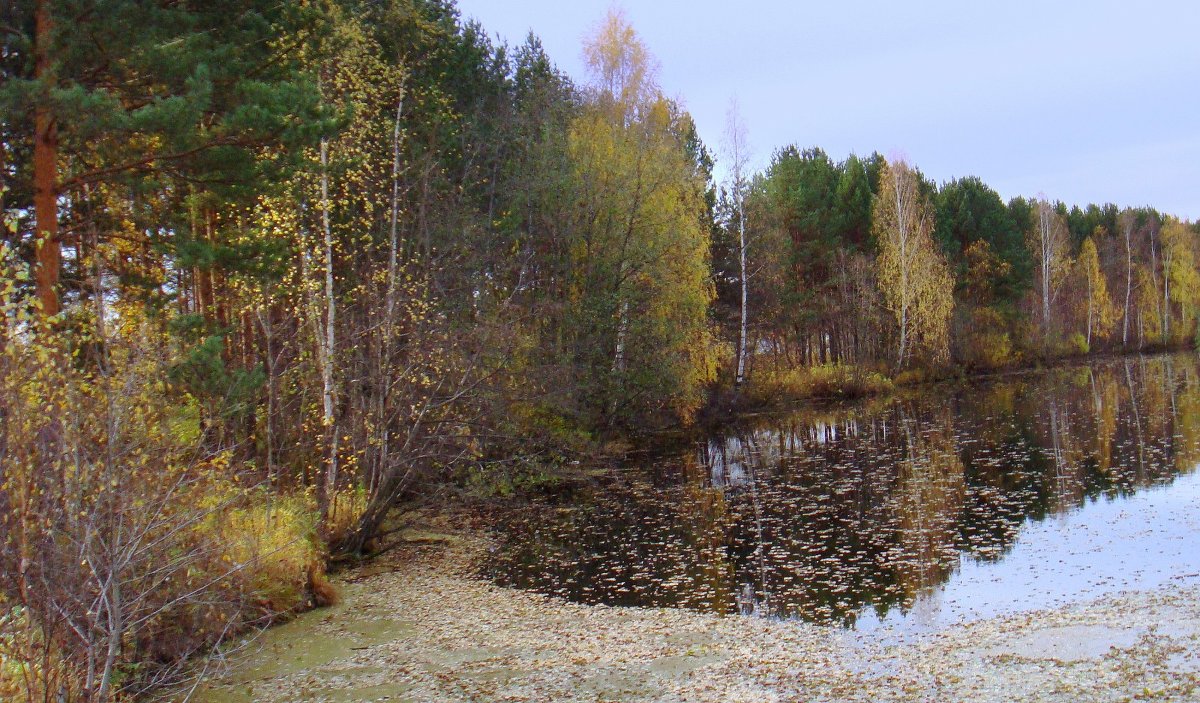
[319,137,338,519]
[1149,225,1162,341]
[1039,203,1052,341]
[895,176,910,368]
[736,198,748,386]
[1086,271,1094,348]
[1163,246,1172,340]
[724,100,751,387]
[613,300,629,373]
[1123,222,1133,346]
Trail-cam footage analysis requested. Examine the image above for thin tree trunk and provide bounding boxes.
[612,255,629,375]
[1086,270,1093,348]
[258,307,277,482]
[374,91,405,510]
[94,578,122,703]
[613,300,629,372]
[735,196,748,387]
[1123,224,1133,346]
[318,136,338,524]
[1040,204,1052,342]
[385,93,404,334]
[33,0,60,317]
[1163,248,1172,340]
[896,178,909,368]
[1149,226,1162,341]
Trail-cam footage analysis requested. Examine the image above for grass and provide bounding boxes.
[204,488,326,613]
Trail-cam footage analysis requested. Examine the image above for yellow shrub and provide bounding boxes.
[745,364,894,405]
[200,487,323,613]
[893,368,927,385]
[962,330,1015,369]
[0,603,74,703]
[328,484,369,544]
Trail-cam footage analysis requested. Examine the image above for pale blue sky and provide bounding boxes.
[454,0,1200,219]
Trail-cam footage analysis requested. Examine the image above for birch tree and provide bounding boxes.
[1120,210,1136,346]
[722,99,751,388]
[873,158,953,367]
[1075,235,1114,347]
[569,10,715,425]
[316,132,338,523]
[1029,198,1071,344]
[1161,219,1200,342]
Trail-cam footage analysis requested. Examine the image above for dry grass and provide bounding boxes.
[744,363,895,406]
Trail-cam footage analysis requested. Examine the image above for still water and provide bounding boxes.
[486,354,1200,632]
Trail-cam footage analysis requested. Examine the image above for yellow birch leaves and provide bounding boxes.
[872,159,954,367]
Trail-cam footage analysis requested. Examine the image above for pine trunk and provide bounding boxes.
[33,0,60,317]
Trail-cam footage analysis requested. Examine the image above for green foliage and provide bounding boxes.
[935,176,1029,303]
[1068,332,1090,356]
[5,2,1200,698]
[168,334,266,422]
[463,455,568,499]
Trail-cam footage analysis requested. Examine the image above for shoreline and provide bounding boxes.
[701,345,1196,424]
[190,524,1200,703]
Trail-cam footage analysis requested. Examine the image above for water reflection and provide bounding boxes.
[486,355,1200,629]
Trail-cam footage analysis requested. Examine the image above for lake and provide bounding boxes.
[485,354,1200,634]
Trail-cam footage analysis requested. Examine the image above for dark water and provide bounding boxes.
[485,354,1200,632]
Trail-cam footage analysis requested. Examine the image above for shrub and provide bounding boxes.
[1068,332,1090,356]
[893,368,927,386]
[956,307,1017,370]
[743,364,894,406]
[962,330,1014,369]
[203,488,324,612]
[0,252,323,702]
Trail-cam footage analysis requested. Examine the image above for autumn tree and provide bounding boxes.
[567,10,715,427]
[873,158,954,367]
[1119,209,1137,346]
[1028,198,1071,344]
[1075,234,1115,348]
[722,99,751,387]
[0,1,324,320]
[935,176,1028,306]
[1161,219,1200,343]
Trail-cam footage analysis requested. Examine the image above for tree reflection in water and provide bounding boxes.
[485,354,1200,628]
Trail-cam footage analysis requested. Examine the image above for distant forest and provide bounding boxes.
[1,1,1197,700]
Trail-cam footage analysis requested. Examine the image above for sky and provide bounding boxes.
[453,0,1200,220]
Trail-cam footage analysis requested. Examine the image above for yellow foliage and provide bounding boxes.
[1163,220,1200,342]
[201,487,323,612]
[744,363,894,405]
[0,248,326,699]
[567,13,715,425]
[1075,236,1116,344]
[959,307,1016,369]
[873,159,954,367]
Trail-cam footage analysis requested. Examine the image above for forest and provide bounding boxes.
[1,1,1198,700]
